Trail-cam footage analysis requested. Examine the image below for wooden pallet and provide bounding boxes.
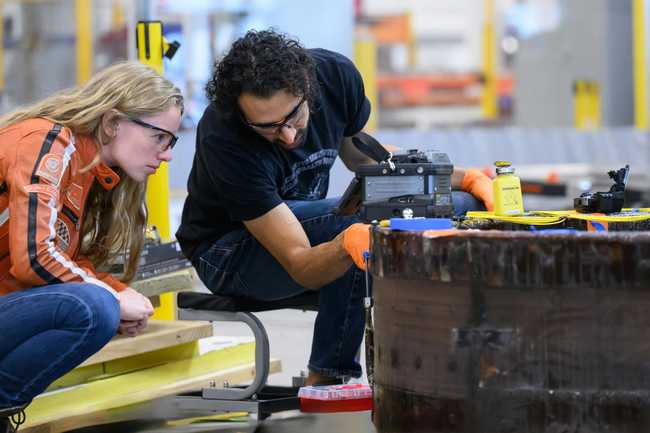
[48,320,213,391]
[23,343,281,433]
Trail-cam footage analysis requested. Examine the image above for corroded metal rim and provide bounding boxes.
[371,229,650,288]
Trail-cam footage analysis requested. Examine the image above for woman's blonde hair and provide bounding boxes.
[0,61,184,282]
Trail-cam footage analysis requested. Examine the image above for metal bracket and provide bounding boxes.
[178,308,270,400]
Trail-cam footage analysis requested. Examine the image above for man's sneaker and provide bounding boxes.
[0,404,27,433]
[311,376,348,386]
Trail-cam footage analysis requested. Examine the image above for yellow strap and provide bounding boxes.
[565,208,650,223]
[467,209,650,225]
[465,211,566,226]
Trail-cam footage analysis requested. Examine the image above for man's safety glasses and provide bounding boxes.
[241,97,306,134]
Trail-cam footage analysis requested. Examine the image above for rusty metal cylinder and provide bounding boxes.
[371,229,650,433]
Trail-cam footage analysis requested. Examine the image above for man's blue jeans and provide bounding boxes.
[0,283,120,408]
[195,198,364,378]
[193,192,482,379]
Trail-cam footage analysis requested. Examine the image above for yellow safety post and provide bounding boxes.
[136,21,180,320]
[481,0,498,120]
[405,11,417,69]
[354,28,378,131]
[633,0,648,130]
[573,79,601,130]
[75,0,93,85]
[111,0,125,29]
[590,82,602,127]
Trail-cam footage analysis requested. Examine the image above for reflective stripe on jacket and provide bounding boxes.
[0,118,128,297]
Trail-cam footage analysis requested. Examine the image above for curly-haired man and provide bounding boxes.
[177,29,492,385]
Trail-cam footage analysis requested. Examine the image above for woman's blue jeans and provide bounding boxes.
[193,192,482,379]
[0,283,120,408]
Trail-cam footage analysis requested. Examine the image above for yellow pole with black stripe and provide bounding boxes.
[481,0,498,120]
[137,21,171,241]
[633,0,648,130]
[75,0,93,85]
[136,21,174,320]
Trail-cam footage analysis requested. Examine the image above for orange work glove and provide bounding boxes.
[461,169,494,211]
[342,223,371,270]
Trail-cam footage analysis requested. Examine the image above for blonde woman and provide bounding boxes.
[0,61,183,431]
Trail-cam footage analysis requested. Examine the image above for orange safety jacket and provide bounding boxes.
[0,118,128,297]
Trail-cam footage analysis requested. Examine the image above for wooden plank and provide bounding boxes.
[46,364,105,392]
[48,341,200,391]
[131,268,196,298]
[79,320,212,367]
[50,321,211,390]
[22,343,282,433]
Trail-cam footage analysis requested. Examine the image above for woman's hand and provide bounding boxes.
[118,318,149,337]
[117,287,154,322]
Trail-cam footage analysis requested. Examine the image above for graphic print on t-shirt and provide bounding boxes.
[279,149,338,200]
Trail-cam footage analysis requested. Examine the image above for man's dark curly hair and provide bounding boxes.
[206,29,319,121]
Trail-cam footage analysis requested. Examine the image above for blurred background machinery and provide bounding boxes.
[3,2,650,431]
[0,0,649,223]
[514,0,635,127]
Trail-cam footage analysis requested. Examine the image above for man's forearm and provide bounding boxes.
[286,236,354,290]
[242,203,357,291]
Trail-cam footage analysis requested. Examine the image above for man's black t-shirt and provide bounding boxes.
[176,48,371,261]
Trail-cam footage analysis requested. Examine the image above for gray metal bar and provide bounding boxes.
[76,392,298,424]
[107,394,259,421]
[174,395,264,413]
[178,308,270,400]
